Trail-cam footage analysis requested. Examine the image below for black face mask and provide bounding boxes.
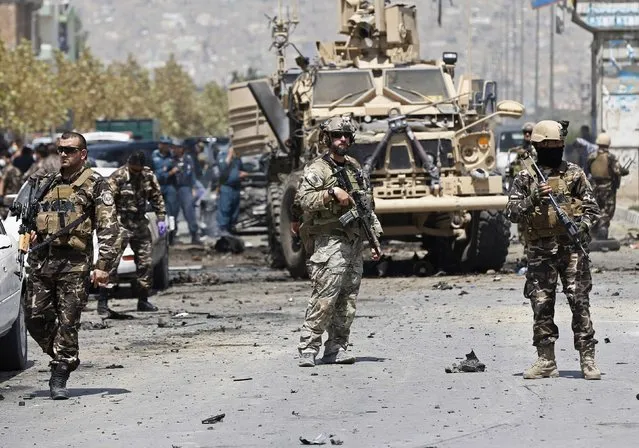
[536,147,564,169]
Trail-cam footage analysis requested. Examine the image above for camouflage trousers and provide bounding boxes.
[111,222,153,296]
[298,234,363,356]
[524,246,596,350]
[25,271,89,371]
[592,183,616,237]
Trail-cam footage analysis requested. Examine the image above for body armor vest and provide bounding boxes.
[527,175,583,240]
[590,150,611,179]
[302,157,366,239]
[35,169,94,251]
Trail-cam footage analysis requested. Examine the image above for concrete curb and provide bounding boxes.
[615,206,639,227]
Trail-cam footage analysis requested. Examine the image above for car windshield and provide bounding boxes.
[385,68,448,103]
[312,71,374,106]
[499,131,524,152]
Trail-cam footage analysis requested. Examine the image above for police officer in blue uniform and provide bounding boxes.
[172,139,202,245]
[152,136,179,244]
[217,146,247,235]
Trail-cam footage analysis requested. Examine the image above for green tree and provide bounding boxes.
[151,54,201,137]
[197,81,228,135]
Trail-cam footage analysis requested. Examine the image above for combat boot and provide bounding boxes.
[322,348,356,365]
[137,298,158,312]
[298,352,316,367]
[49,363,71,400]
[579,347,601,380]
[191,234,203,246]
[523,344,559,379]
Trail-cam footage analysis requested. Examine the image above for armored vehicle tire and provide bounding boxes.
[267,183,286,269]
[464,210,511,272]
[280,175,308,279]
[0,289,28,371]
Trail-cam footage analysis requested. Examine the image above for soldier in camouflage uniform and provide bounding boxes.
[296,116,383,367]
[587,133,629,240]
[25,132,119,399]
[506,120,602,380]
[97,151,167,315]
[0,150,25,219]
[506,122,536,244]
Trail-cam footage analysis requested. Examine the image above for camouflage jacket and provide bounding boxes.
[506,161,600,250]
[23,155,61,181]
[29,167,120,275]
[587,149,628,189]
[297,154,382,241]
[1,164,23,196]
[108,166,165,228]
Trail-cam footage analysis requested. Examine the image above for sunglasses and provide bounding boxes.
[330,131,351,139]
[57,146,83,155]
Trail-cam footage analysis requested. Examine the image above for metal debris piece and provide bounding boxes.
[330,437,344,445]
[103,309,135,320]
[105,364,124,369]
[604,338,611,343]
[433,281,453,290]
[445,350,486,373]
[300,434,328,445]
[80,321,111,330]
[201,413,225,424]
[232,377,253,382]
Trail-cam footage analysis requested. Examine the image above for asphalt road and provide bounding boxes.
[1,226,639,448]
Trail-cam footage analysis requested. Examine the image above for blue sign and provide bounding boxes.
[530,0,561,8]
[576,2,639,30]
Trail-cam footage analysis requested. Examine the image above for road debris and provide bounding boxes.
[300,434,328,445]
[80,321,110,330]
[172,312,191,319]
[445,350,486,373]
[170,271,220,286]
[102,309,135,320]
[433,281,453,290]
[330,437,344,445]
[201,413,225,424]
[604,338,611,343]
[214,235,245,254]
[232,377,253,382]
[105,364,124,369]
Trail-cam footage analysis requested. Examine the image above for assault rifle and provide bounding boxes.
[11,176,56,278]
[324,156,382,258]
[521,153,589,260]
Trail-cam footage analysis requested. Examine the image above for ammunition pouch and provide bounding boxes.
[526,176,583,241]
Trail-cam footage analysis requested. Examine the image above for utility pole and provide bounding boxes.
[549,4,555,116]
[534,8,539,115]
[519,0,525,104]
[512,1,517,101]
[504,4,511,98]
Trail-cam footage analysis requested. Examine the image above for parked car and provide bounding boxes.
[88,141,160,168]
[0,220,28,371]
[495,126,525,175]
[3,167,170,295]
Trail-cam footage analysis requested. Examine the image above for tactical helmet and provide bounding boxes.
[595,132,611,147]
[530,120,563,143]
[159,135,172,144]
[319,116,357,147]
[522,122,535,133]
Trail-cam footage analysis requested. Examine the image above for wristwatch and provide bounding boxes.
[327,187,337,200]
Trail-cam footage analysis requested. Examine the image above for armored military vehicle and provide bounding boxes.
[228,0,524,277]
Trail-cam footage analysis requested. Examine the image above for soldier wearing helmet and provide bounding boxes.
[506,120,602,381]
[295,115,383,368]
[506,121,536,242]
[587,132,629,239]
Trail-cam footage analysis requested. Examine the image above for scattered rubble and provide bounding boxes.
[80,321,110,330]
[170,271,220,286]
[201,413,225,424]
[445,350,486,373]
[433,281,454,290]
